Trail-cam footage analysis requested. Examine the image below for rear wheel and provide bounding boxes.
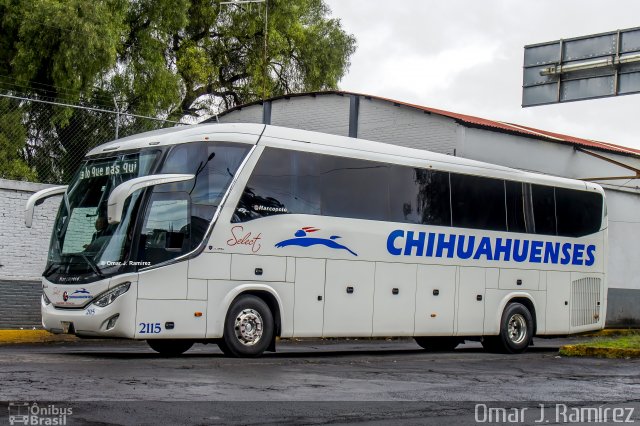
[483,302,533,354]
[147,339,194,356]
[218,295,274,358]
[414,336,461,351]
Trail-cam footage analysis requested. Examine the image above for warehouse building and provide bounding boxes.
[213,90,640,326]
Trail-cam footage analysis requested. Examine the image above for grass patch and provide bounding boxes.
[560,332,640,358]
[0,330,77,344]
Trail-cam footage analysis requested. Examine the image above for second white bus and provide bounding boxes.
[26,123,607,357]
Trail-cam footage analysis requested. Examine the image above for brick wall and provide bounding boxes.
[0,179,60,328]
[270,95,350,136]
[357,97,458,154]
[0,179,60,281]
[0,280,41,328]
[217,105,263,124]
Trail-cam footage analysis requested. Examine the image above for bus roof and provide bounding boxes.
[87,122,603,195]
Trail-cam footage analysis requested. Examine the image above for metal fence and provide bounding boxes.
[0,93,195,184]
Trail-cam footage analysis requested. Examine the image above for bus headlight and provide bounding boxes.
[42,292,51,305]
[93,282,131,308]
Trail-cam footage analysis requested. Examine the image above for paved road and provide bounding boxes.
[1,338,638,425]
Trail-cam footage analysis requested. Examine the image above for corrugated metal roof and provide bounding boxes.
[215,90,640,158]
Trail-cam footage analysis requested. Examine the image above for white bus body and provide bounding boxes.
[28,123,607,356]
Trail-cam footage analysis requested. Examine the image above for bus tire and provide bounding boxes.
[484,302,533,354]
[147,339,194,356]
[414,337,461,351]
[219,295,274,358]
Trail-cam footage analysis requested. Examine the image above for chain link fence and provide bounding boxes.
[0,93,198,184]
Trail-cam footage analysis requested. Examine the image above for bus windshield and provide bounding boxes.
[45,141,252,283]
[46,150,160,280]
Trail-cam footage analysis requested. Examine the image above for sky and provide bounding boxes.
[324,0,640,150]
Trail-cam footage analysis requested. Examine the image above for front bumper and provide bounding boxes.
[42,283,137,339]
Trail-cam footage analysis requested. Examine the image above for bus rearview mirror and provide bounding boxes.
[24,185,68,228]
[107,174,195,225]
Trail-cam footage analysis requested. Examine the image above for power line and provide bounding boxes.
[0,93,181,124]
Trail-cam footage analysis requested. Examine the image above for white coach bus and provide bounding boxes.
[25,123,607,357]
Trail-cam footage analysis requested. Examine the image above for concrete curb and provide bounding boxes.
[560,344,640,358]
[584,328,640,337]
[0,330,77,344]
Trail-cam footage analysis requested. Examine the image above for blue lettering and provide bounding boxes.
[456,235,476,259]
[543,242,560,264]
[560,243,572,265]
[436,234,456,258]
[494,238,512,261]
[529,240,543,263]
[473,237,493,260]
[572,244,586,265]
[585,245,596,266]
[404,231,425,256]
[387,230,404,256]
[513,239,529,262]
[387,229,594,267]
[425,232,436,257]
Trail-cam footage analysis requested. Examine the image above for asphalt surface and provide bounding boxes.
[1,338,639,425]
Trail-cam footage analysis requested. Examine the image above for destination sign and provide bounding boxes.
[79,159,139,180]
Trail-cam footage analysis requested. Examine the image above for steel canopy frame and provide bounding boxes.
[523,26,640,107]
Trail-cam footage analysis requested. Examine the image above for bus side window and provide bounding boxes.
[505,181,528,233]
[389,167,451,226]
[531,184,557,236]
[318,155,390,221]
[556,188,603,237]
[450,173,507,231]
[138,192,190,266]
[232,148,321,222]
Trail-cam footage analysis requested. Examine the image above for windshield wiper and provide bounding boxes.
[78,253,104,279]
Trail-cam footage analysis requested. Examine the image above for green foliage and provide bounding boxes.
[0,0,355,182]
[0,97,36,180]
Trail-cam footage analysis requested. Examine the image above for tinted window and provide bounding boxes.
[450,174,507,231]
[137,141,249,265]
[138,192,191,265]
[389,167,451,226]
[235,148,391,222]
[235,148,451,224]
[233,149,321,222]
[532,184,556,235]
[319,155,390,221]
[505,181,528,233]
[556,188,603,237]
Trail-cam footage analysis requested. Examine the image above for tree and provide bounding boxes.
[0,0,356,182]
[0,97,37,180]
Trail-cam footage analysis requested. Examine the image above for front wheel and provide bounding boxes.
[147,339,194,356]
[483,302,533,354]
[218,295,274,358]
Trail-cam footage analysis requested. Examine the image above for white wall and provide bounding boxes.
[0,179,60,280]
[217,104,263,124]
[606,190,640,290]
[357,97,458,154]
[271,95,350,137]
[458,127,640,185]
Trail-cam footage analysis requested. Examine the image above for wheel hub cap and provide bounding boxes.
[234,309,264,346]
[508,313,527,344]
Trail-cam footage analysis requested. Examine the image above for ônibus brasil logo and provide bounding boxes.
[275,227,357,256]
